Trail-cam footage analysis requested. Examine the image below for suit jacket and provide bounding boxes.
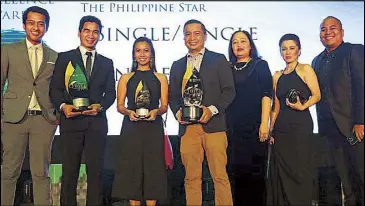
[312,42,364,138]
[49,48,116,133]
[169,49,236,136]
[1,40,58,123]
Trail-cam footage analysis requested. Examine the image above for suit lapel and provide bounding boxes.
[247,59,262,77]
[199,49,210,75]
[19,40,35,80]
[73,48,89,80]
[181,56,187,72]
[35,44,50,79]
[89,53,100,83]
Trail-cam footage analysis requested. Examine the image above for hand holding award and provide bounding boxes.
[65,62,91,113]
[285,88,307,111]
[135,80,151,120]
[181,66,203,123]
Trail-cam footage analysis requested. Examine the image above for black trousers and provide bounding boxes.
[228,124,268,206]
[323,119,364,206]
[60,120,107,206]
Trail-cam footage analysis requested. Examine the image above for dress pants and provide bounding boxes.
[1,115,56,206]
[180,124,233,206]
[60,118,107,206]
[323,118,364,206]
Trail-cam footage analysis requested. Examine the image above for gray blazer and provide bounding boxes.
[169,49,236,136]
[1,40,58,123]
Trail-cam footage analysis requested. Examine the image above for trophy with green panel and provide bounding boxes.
[65,62,91,112]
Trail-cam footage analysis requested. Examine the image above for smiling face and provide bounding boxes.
[280,40,300,64]
[23,11,47,44]
[134,41,152,68]
[78,22,100,51]
[231,32,252,62]
[184,23,206,55]
[320,17,344,52]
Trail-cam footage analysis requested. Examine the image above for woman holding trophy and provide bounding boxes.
[112,37,168,206]
[266,33,321,205]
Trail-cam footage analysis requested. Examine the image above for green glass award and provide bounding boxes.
[65,62,90,112]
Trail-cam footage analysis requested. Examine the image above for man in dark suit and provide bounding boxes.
[168,19,235,206]
[1,6,58,206]
[312,16,364,206]
[49,15,116,206]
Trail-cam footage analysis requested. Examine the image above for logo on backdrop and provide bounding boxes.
[1,1,55,20]
[99,26,258,42]
[81,2,208,13]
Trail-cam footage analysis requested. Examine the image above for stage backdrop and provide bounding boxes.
[1,1,364,135]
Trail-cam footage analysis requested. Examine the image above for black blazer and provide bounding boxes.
[226,59,273,129]
[312,42,364,138]
[168,49,236,136]
[50,48,116,133]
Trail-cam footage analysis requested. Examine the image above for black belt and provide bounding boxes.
[27,110,43,116]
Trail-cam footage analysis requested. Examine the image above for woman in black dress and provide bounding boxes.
[112,37,168,206]
[226,30,273,206]
[267,33,321,205]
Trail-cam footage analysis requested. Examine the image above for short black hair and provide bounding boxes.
[322,16,343,30]
[131,37,157,72]
[279,33,301,50]
[22,6,50,31]
[183,19,207,34]
[228,30,261,64]
[78,15,102,33]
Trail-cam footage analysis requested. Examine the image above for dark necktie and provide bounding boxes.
[85,52,92,78]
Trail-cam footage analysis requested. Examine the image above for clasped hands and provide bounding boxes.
[62,104,101,118]
[177,105,212,125]
[128,109,158,122]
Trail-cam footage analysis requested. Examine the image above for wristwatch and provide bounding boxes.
[99,105,104,112]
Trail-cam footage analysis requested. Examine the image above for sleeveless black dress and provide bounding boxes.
[267,68,314,206]
[112,70,167,201]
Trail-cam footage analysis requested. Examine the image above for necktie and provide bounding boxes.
[29,46,40,110]
[32,46,39,78]
[85,52,92,78]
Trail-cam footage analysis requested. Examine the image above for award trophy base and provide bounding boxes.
[72,98,91,112]
[182,106,203,123]
[136,108,149,119]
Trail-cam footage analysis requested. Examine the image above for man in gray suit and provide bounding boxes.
[1,6,58,206]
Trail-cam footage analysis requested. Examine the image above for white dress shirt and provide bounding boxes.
[79,45,96,72]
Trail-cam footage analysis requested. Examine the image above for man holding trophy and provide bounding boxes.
[169,19,236,206]
[49,15,116,206]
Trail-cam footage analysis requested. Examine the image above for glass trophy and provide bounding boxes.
[286,89,306,104]
[135,80,151,119]
[182,67,203,123]
[65,62,90,112]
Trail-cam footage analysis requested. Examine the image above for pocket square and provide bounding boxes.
[47,61,55,64]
